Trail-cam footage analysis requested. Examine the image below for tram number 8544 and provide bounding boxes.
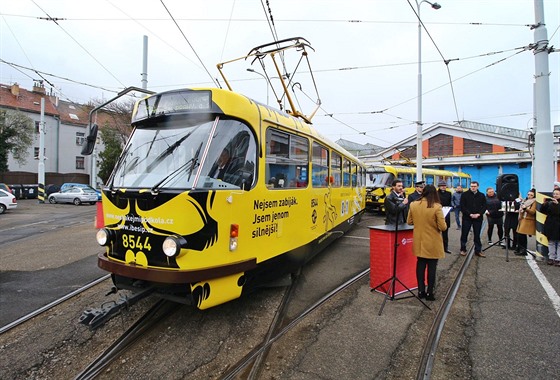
[122,234,152,251]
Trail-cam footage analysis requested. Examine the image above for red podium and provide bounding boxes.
[369,224,417,296]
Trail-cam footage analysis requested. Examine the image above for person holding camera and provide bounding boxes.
[385,179,409,226]
[516,188,537,255]
[540,188,560,265]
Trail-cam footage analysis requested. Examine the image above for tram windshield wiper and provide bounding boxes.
[151,157,197,193]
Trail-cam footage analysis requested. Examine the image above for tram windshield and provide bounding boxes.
[111,116,257,190]
[366,170,394,188]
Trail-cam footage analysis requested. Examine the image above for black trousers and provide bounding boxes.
[461,217,483,253]
[442,214,450,250]
[487,216,504,242]
[416,257,438,294]
[518,233,529,252]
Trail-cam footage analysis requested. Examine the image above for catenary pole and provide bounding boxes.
[532,0,554,192]
[38,98,45,203]
[142,35,148,90]
[533,0,554,260]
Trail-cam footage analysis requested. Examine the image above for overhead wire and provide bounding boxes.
[405,0,462,130]
[159,0,219,87]
[219,0,237,63]
[259,0,289,78]
[30,0,126,88]
[105,0,203,71]
[0,12,536,28]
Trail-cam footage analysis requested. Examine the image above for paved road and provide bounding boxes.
[0,199,105,327]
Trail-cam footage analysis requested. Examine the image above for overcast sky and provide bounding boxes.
[1,0,558,147]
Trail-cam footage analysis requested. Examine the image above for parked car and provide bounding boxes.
[0,188,17,214]
[48,187,98,205]
[0,183,12,194]
[60,183,102,201]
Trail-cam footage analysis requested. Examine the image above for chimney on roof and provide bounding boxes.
[11,83,20,96]
[33,80,46,94]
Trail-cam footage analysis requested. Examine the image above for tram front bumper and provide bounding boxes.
[97,252,257,284]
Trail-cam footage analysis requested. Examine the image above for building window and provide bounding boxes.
[35,121,40,133]
[76,132,85,146]
[76,156,85,170]
[34,147,46,159]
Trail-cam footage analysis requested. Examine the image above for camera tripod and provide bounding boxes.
[483,236,535,262]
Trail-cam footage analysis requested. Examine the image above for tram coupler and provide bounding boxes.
[78,286,154,330]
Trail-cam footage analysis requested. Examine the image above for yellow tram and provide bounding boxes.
[365,164,470,212]
[83,38,366,310]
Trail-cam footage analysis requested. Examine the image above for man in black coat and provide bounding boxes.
[385,179,409,226]
[437,180,452,253]
[460,181,487,257]
[408,180,425,203]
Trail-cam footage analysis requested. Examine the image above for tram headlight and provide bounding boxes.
[96,228,114,246]
[163,235,187,257]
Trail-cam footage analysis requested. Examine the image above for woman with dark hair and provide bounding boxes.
[407,184,448,301]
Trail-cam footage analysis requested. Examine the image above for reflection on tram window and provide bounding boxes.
[312,142,329,188]
[266,128,309,189]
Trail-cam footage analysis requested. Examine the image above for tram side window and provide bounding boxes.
[331,152,342,187]
[312,142,329,188]
[265,129,309,189]
[401,173,413,188]
[425,175,435,186]
[343,159,351,187]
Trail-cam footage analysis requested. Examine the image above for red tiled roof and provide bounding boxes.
[57,100,90,126]
[0,83,131,130]
[0,83,59,116]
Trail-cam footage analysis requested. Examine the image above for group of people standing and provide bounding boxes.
[384,178,560,301]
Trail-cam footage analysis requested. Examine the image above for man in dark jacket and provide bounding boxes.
[437,180,452,253]
[408,180,425,203]
[485,187,504,247]
[385,179,409,226]
[460,181,487,257]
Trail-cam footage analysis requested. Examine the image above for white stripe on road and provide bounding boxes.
[526,256,560,319]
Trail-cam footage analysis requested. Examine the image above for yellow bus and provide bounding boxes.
[365,164,471,212]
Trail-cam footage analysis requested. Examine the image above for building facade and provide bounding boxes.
[347,120,560,194]
[0,82,116,188]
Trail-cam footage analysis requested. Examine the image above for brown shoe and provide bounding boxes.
[460,251,467,256]
[475,252,486,258]
[547,259,554,265]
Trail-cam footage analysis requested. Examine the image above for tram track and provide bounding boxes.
[416,244,475,380]
[0,274,110,335]
[74,299,181,380]
[220,268,371,380]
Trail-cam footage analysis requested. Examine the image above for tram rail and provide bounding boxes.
[0,274,110,335]
[74,299,181,380]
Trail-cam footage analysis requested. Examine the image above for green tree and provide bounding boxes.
[0,109,35,173]
[95,100,134,183]
[97,126,123,183]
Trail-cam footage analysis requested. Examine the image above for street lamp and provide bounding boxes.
[416,0,441,183]
[247,68,269,106]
